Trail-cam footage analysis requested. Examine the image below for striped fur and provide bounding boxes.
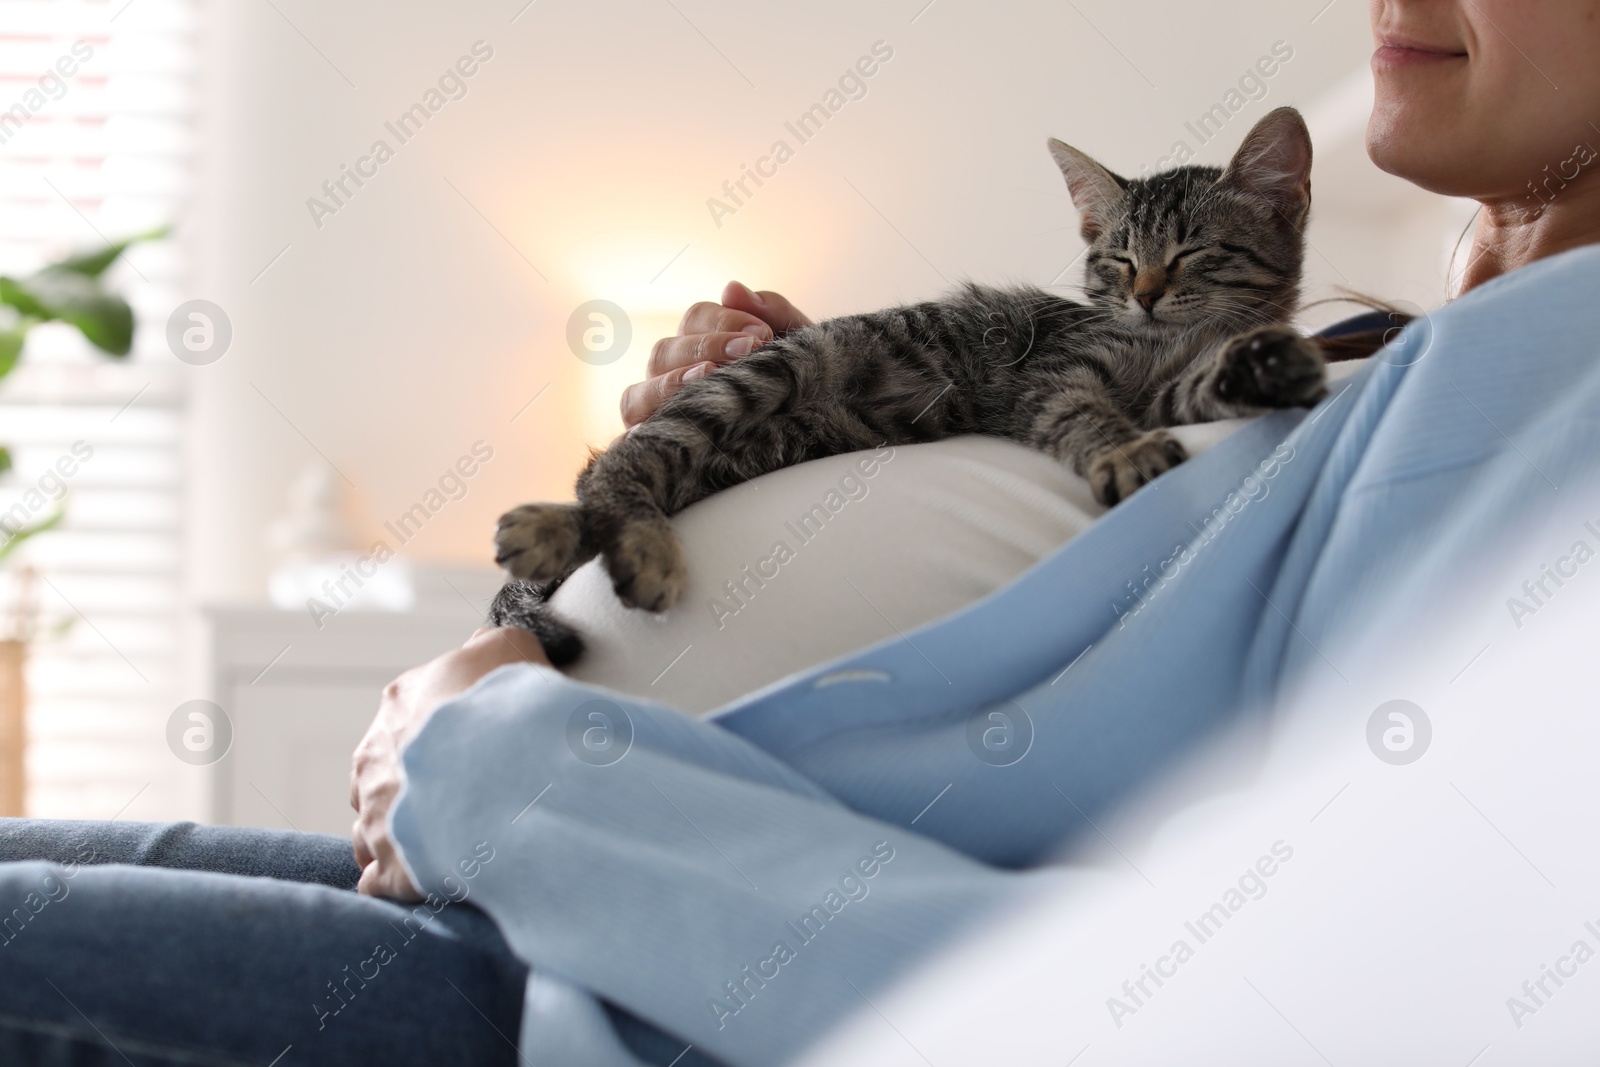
[492,108,1322,653]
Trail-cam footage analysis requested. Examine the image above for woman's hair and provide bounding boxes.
[1300,290,1417,362]
[1444,206,1484,297]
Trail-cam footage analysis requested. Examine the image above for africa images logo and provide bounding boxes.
[1366,699,1431,766]
[165,700,233,766]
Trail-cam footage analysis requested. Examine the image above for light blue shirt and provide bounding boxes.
[391,245,1600,1066]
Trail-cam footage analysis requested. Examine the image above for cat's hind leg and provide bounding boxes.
[498,333,858,613]
[494,501,595,584]
[573,346,818,611]
[493,462,694,613]
[582,499,687,614]
[492,491,683,620]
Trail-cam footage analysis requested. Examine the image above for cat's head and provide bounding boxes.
[1048,107,1312,332]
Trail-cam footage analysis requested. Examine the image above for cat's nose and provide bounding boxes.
[1134,288,1164,312]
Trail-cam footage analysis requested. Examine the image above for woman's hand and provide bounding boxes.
[620,280,812,427]
[350,626,549,900]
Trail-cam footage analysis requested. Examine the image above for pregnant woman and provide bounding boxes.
[5,1,1600,1063]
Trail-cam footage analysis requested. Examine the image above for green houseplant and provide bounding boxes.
[0,226,166,552]
[0,226,165,815]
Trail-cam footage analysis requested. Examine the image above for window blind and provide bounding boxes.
[0,0,192,818]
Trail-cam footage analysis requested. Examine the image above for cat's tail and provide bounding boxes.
[487,579,585,667]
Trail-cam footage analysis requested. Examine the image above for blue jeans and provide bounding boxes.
[0,819,710,1066]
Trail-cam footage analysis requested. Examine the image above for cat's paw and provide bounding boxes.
[602,517,686,613]
[1214,326,1326,409]
[494,502,592,583]
[1088,430,1188,507]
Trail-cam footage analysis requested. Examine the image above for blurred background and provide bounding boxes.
[0,0,1472,827]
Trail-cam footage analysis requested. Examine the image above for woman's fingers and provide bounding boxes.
[352,766,414,897]
[352,817,374,868]
[674,299,774,345]
[353,774,419,900]
[621,283,812,428]
[645,328,768,379]
[358,853,422,901]
[721,281,813,334]
[621,360,712,427]
[628,319,769,425]
[347,627,549,900]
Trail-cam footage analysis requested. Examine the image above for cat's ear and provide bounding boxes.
[1048,138,1128,243]
[1222,106,1313,227]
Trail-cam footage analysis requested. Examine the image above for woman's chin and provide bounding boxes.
[1365,116,1471,196]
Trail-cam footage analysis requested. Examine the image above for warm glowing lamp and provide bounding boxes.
[569,242,742,447]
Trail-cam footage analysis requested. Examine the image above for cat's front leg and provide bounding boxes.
[1212,325,1327,411]
[1153,325,1327,425]
[1030,369,1188,506]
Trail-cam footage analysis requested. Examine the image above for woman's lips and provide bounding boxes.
[1373,41,1467,69]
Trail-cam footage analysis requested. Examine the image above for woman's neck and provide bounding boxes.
[1460,171,1600,294]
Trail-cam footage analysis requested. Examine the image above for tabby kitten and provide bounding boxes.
[490,107,1323,662]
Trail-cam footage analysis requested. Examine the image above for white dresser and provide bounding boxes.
[203,571,499,836]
